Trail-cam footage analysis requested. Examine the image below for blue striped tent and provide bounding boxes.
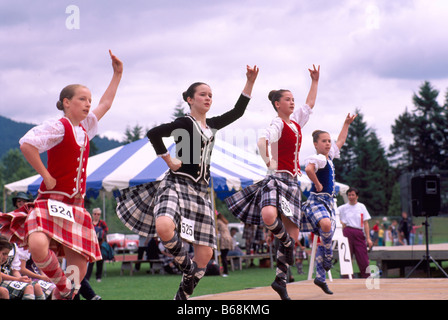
[4,138,348,200]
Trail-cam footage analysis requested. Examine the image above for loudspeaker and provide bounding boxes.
[411,174,440,216]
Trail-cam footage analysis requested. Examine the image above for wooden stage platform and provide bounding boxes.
[368,243,448,277]
[191,278,448,300]
[192,243,448,300]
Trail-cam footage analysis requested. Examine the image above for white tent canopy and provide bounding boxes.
[4,138,349,202]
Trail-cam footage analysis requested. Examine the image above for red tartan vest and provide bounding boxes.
[39,117,90,198]
[271,120,302,176]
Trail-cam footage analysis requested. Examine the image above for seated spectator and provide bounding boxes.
[0,236,38,300]
[228,228,244,256]
[17,246,54,299]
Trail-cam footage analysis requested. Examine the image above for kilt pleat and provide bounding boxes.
[116,173,217,249]
[225,172,301,228]
[0,195,102,263]
[115,181,160,237]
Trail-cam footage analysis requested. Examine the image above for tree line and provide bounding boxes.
[335,81,448,216]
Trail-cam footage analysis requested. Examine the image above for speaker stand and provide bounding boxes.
[406,216,448,278]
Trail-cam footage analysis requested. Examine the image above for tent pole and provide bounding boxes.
[210,179,221,273]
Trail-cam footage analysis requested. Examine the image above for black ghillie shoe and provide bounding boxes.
[271,280,291,300]
[314,278,333,295]
[173,283,188,300]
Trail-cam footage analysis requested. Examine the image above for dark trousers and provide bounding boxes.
[86,259,104,280]
[343,227,370,278]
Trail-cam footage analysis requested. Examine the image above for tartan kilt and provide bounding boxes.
[115,180,160,237]
[225,172,301,228]
[116,172,217,249]
[0,280,31,300]
[0,194,102,263]
[300,192,336,235]
[34,279,55,299]
[242,223,256,240]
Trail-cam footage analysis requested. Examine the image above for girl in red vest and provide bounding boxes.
[226,65,320,300]
[0,50,123,299]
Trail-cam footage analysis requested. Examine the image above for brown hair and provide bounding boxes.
[268,89,290,112]
[182,82,209,108]
[0,235,12,252]
[312,130,329,143]
[56,84,86,111]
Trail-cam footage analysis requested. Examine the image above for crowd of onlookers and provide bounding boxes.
[370,212,423,247]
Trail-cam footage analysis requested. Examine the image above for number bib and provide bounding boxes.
[47,199,75,222]
[180,217,195,242]
[37,280,54,291]
[9,281,28,291]
[280,196,293,217]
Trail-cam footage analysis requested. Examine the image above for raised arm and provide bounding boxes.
[207,65,259,130]
[242,65,259,97]
[92,50,123,121]
[336,113,357,149]
[305,65,320,109]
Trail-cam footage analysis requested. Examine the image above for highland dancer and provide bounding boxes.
[116,65,259,299]
[301,113,357,295]
[0,50,123,299]
[226,65,320,300]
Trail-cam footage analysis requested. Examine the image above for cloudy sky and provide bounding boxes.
[1,0,448,160]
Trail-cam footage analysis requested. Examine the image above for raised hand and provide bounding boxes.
[109,50,123,75]
[243,65,259,97]
[344,113,358,125]
[246,65,259,83]
[308,64,320,82]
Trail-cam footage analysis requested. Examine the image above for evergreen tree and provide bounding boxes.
[89,139,98,156]
[387,182,402,216]
[440,88,448,169]
[0,149,37,212]
[0,149,36,183]
[389,81,447,173]
[388,109,415,170]
[172,100,186,119]
[334,109,391,216]
[123,124,144,144]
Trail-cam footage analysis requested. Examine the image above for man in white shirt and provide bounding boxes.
[338,188,373,278]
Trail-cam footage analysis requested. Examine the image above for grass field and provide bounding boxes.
[87,255,448,300]
[88,258,310,300]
